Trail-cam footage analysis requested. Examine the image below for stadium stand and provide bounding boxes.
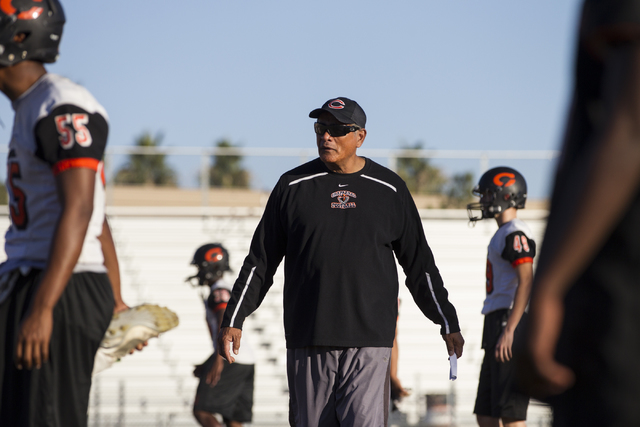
[0,206,552,427]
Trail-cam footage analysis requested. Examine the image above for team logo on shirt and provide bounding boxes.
[331,190,356,209]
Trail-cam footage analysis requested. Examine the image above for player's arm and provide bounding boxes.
[97,217,146,354]
[495,231,534,362]
[203,287,230,383]
[206,308,227,386]
[98,217,126,313]
[526,43,640,396]
[16,167,96,370]
[390,326,410,402]
[496,261,533,363]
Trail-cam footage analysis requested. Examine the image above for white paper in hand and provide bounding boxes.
[449,353,458,381]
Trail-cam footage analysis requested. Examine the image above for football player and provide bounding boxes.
[188,243,255,427]
[0,0,110,424]
[0,1,172,424]
[521,1,640,425]
[467,167,535,427]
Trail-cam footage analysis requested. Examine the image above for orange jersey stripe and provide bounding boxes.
[52,158,100,175]
[99,162,106,186]
[213,302,228,313]
[512,257,533,267]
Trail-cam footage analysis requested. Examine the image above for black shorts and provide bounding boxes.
[193,354,254,423]
[0,269,113,427]
[474,309,529,420]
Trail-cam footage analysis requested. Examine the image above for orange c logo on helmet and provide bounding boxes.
[1,0,43,20]
[204,247,223,262]
[328,99,345,110]
[493,172,516,187]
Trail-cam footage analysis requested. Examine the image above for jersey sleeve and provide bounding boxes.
[221,179,287,330]
[501,231,536,267]
[207,288,232,314]
[34,104,108,175]
[392,184,460,335]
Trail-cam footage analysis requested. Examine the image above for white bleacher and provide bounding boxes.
[0,208,552,427]
[93,210,291,426]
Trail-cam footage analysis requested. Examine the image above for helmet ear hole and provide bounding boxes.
[14,32,28,44]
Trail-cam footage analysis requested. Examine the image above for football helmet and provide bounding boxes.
[186,243,232,287]
[0,0,66,67]
[467,166,527,222]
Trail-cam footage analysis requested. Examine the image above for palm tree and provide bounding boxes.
[442,172,475,208]
[396,142,447,194]
[208,139,250,188]
[114,132,177,186]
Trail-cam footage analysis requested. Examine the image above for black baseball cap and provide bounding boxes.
[309,97,367,128]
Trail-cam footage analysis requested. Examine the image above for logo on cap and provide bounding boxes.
[328,99,345,110]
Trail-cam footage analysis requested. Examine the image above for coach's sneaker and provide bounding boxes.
[93,304,179,375]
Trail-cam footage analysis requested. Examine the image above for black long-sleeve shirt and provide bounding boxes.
[221,157,460,348]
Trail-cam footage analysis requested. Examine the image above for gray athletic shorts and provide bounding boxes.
[287,346,391,427]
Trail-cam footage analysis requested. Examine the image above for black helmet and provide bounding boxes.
[0,0,65,67]
[187,243,232,286]
[467,166,527,222]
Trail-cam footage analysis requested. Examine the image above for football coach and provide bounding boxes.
[219,97,464,427]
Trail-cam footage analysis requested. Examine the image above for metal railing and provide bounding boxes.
[0,145,561,205]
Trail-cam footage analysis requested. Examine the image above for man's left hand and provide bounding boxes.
[495,329,514,362]
[443,331,464,358]
[218,327,242,363]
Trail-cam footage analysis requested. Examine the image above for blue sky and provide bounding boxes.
[0,1,582,198]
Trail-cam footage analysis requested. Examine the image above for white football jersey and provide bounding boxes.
[481,218,536,315]
[1,74,109,275]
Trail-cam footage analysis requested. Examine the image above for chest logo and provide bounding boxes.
[331,190,356,209]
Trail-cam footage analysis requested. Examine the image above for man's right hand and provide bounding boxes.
[217,326,242,363]
[16,307,54,370]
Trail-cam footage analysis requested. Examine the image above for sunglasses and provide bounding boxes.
[314,123,361,137]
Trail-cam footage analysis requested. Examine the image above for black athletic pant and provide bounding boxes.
[0,269,113,427]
